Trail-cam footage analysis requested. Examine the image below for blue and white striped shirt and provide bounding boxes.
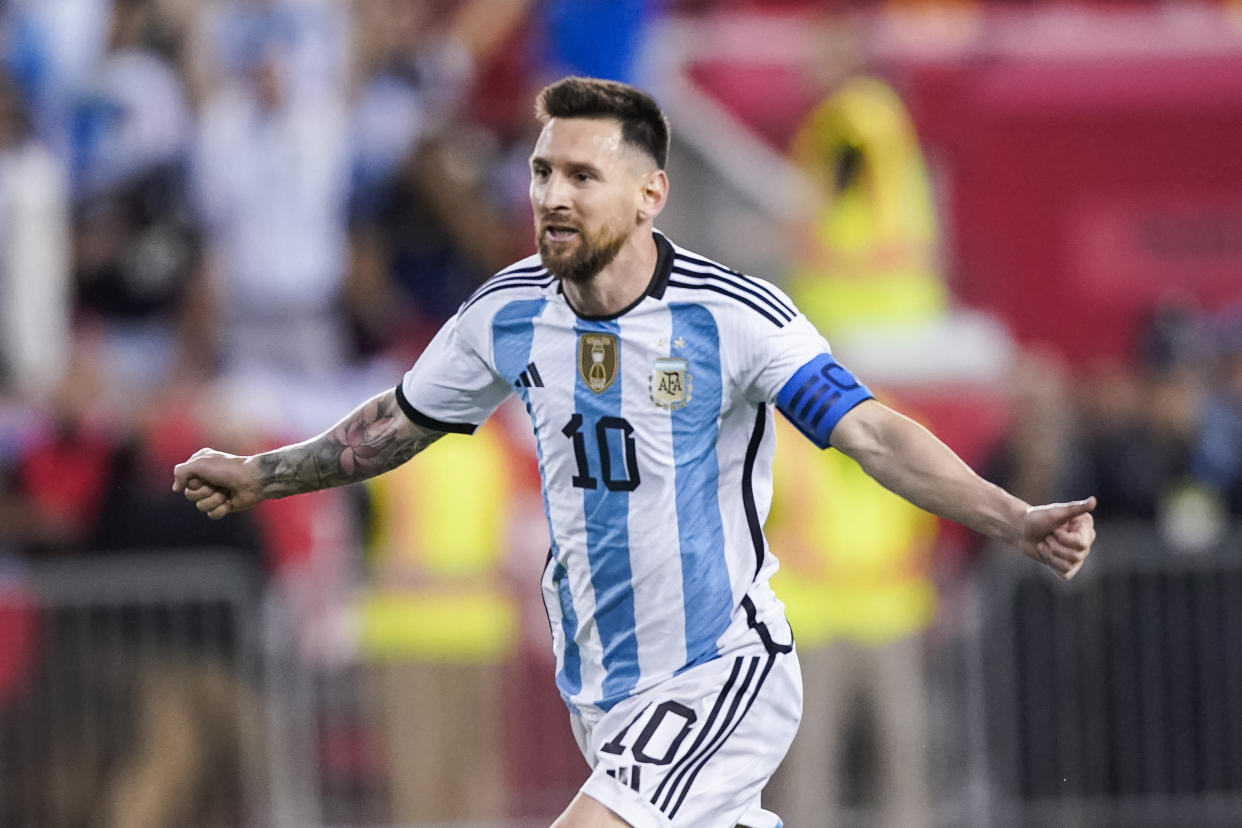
[398,232,872,716]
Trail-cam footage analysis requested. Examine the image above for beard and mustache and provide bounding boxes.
[536,215,630,284]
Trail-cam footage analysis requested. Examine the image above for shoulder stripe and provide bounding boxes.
[670,265,794,323]
[665,279,786,328]
[494,261,547,279]
[460,273,553,315]
[460,261,548,307]
[673,253,796,318]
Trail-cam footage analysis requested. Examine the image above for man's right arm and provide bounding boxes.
[173,388,444,519]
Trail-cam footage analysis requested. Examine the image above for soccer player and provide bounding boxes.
[173,76,1096,828]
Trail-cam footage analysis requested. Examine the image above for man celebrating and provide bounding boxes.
[174,76,1095,828]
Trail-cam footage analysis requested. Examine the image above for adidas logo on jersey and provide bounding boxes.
[515,362,544,388]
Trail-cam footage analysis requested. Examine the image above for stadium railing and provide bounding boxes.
[5,524,1237,828]
[963,522,1242,828]
[0,550,272,827]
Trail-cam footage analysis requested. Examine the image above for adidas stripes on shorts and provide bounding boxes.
[571,641,802,827]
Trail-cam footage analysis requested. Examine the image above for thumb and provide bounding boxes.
[1042,496,1097,524]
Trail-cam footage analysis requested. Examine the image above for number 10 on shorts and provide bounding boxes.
[601,701,699,766]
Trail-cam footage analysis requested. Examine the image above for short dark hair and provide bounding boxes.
[535,76,670,170]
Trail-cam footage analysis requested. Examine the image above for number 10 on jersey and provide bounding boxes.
[561,414,641,491]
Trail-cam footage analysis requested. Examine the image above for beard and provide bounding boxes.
[537,218,630,284]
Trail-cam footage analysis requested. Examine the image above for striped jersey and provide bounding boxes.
[397,231,873,716]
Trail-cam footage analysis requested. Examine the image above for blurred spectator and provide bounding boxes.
[0,67,70,401]
[189,0,347,104]
[764,413,938,828]
[989,303,1234,553]
[345,0,531,355]
[358,406,537,824]
[1077,305,1226,550]
[1192,310,1242,517]
[71,5,206,399]
[70,0,191,196]
[191,11,355,433]
[0,348,113,556]
[1,0,114,153]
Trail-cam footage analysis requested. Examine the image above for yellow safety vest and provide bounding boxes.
[768,416,938,646]
[359,421,519,663]
[786,76,945,336]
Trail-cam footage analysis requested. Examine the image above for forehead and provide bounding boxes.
[532,117,626,163]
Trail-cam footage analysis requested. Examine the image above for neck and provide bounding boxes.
[560,229,657,317]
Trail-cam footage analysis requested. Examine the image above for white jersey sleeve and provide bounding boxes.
[726,279,875,449]
[397,256,555,431]
[397,307,514,433]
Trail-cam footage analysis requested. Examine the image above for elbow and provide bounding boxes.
[828,399,894,469]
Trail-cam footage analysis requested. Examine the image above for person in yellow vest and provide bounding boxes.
[785,75,946,341]
[764,76,945,828]
[764,413,938,828]
[359,404,527,824]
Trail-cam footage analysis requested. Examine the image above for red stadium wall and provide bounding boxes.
[902,53,1242,363]
[682,7,1242,365]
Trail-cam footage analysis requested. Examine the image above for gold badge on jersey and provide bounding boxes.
[578,333,618,393]
[649,357,691,409]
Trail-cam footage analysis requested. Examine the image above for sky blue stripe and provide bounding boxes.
[491,298,546,390]
[553,561,582,699]
[491,299,581,697]
[669,303,731,667]
[574,318,639,710]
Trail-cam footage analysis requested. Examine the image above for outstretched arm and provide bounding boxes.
[172,388,444,519]
[828,399,1096,579]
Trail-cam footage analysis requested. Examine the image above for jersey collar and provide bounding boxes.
[647,230,674,300]
[559,230,676,320]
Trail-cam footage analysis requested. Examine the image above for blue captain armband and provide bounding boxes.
[776,353,874,449]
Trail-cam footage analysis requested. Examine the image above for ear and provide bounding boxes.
[636,169,669,223]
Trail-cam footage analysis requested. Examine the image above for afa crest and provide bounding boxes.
[578,333,618,393]
[649,357,692,409]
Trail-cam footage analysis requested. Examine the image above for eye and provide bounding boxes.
[573,171,595,183]
[531,164,550,179]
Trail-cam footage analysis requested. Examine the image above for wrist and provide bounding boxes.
[988,489,1030,546]
[253,449,317,499]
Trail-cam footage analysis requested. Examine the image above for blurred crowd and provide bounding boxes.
[2,0,1238,650]
[0,1,662,824]
[0,0,683,574]
[986,301,1242,556]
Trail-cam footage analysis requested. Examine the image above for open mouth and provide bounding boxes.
[542,225,580,244]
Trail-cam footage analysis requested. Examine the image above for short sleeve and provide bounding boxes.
[734,292,873,449]
[398,312,513,433]
[743,312,837,403]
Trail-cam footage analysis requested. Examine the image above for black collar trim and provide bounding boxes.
[561,231,675,321]
[647,230,674,300]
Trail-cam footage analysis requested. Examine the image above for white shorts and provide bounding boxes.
[571,641,802,828]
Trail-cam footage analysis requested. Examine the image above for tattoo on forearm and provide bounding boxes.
[256,392,443,498]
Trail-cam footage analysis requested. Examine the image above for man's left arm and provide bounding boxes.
[828,399,1096,580]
